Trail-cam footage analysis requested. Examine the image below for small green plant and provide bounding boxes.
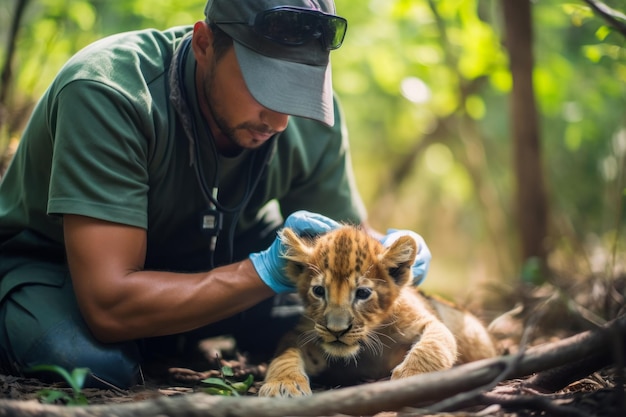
[28,365,90,405]
[521,256,545,285]
[201,365,255,396]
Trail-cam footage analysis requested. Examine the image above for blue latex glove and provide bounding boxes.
[380,229,431,286]
[249,210,340,293]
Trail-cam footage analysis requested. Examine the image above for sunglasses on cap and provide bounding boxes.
[216,6,347,51]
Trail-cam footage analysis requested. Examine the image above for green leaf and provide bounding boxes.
[230,374,254,394]
[68,368,89,393]
[28,365,90,405]
[28,365,89,394]
[221,365,234,377]
[200,374,256,396]
[37,389,71,404]
[69,393,89,406]
[200,377,240,396]
[202,387,234,396]
[201,377,231,389]
[28,365,74,386]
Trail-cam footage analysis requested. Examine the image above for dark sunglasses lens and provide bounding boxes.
[323,17,347,49]
[257,10,347,50]
[257,10,307,45]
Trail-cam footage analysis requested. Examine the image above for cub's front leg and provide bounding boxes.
[258,347,312,397]
[391,318,457,379]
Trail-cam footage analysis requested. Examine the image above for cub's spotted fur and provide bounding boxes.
[259,226,496,397]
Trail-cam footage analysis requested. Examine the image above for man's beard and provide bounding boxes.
[202,70,275,151]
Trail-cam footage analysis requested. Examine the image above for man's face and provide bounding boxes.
[200,47,289,152]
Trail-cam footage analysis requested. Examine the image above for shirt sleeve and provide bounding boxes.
[46,80,150,228]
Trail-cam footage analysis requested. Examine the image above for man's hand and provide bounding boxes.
[249,210,340,293]
[380,229,431,286]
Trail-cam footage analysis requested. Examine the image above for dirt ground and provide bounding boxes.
[1,344,623,416]
[0,336,270,405]
[1,275,625,416]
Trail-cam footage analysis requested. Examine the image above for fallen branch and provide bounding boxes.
[0,315,624,417]
[523,350,612,392]
[479,391,588,417]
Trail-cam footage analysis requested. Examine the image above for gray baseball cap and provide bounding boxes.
[204,0,346,126]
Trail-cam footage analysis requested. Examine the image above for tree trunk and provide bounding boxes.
[501,0,549,269]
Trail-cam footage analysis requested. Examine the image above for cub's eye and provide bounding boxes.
[311,285,325,298]
[355,287,372,300]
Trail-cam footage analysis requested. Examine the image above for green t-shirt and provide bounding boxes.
[0,26,365,275]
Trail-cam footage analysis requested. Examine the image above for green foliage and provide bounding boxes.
[201,366,254,396]
[2,0,625,295]
[332,0,625,288]
[28,365,89,406]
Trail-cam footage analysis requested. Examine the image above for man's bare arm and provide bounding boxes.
[64,214,274,343]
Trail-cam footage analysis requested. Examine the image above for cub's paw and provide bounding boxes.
[391,352,454,380]
[258,375,312,397]
[391,363,423,380]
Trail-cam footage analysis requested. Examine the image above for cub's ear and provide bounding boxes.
[279,228,313,262]
[279,227,314,281]
[379,235,417,287]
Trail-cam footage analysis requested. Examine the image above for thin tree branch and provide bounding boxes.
[0,0,31,125]
[582,0,626,37]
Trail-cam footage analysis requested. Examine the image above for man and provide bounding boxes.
[0,0,430,390]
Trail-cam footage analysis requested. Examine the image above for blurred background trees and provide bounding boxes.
[1,0,624,301]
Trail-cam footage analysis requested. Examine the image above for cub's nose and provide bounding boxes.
[325,324,352,338]
[324,307,353,338]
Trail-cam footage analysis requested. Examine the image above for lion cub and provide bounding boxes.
[258,226,496,397]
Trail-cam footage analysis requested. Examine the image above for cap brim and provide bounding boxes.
[233,41,334,127]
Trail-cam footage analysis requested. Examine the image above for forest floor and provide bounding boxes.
[0,351,623,416]
[1,272,625,416]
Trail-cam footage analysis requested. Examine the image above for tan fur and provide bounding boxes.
[258,226,497,397]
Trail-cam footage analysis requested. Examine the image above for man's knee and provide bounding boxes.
[19,319,142,389]
[0,268,143,390]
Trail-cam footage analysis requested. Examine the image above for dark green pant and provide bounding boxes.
[0,207,299,389]
[0,261,143,389]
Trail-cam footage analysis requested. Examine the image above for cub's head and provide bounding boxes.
[279,226,417,359]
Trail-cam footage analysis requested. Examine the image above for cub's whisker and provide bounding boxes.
[297,330,319,347]
[370,329,396,345]
[300,314,316,324]
[361,333,384,356]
